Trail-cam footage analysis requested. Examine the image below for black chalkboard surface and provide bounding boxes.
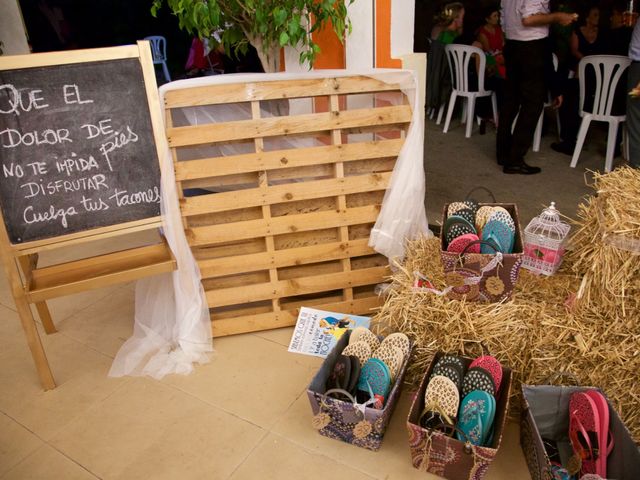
[0,58,161,244]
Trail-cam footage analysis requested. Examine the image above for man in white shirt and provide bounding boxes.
[496,0,576,174]
[627,19,640,168]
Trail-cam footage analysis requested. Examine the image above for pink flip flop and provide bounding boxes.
[583,390,614,478]
[469,355,503,394]
[569,391,601,475]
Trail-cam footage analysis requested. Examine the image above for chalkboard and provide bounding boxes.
[0,58,161,244]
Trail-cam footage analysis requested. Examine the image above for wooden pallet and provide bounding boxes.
[163,76,411,336]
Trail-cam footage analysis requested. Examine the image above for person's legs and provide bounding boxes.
[627,62,640,168]
[552,78,580,154]
[496,41,520,165]
[508,39,547,167]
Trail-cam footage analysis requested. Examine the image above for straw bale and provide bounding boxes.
[373,168,640,440]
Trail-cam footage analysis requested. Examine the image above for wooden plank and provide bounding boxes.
[188,205,380,247]
[198,238,374,278]
[211,295,382,336]
[164,76,403,108]
[167,105,412,147]
[0,45,139,70]
[182,172,391,217]
[206,266,387,307]
[28,243,176,303]
[174,139,404,181]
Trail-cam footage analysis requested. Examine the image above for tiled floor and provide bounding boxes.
[0,260,531,479]
[2,117,613,479]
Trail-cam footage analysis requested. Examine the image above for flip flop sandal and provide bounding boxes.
[462,367,496,397]
[429,363,463,393]
[424,375,460,421]
[436,355,466,374]
[446,233,481,254]
[462,200,479,216]
[475,206,495,235]
[457,390,496,446]
[487,210,516,232]
[327,354,352,392]
[379,332,411,357]
[372,344,404,382]
[550,463,573,480]
[342,340,372,367]
[345,355,361,396]
[447,201,468,217]
[569,391,601,475]
[357,358,392,409]
[481,218,514,253]
[444,215,477,246]
[349,326,380,351]
[492,206,511,217]
[469,355,503,394]
[453,207,476,226]
[583,390,615,477]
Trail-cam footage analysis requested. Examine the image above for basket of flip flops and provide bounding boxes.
[406,351,512,479]
[307,327,412,450]
[440,188,524,302]
[520,375,640,480]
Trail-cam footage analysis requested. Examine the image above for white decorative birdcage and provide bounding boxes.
[522,202,571,276]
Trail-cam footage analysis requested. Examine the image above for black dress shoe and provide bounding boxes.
[503,163,542,175]
[550,141,575,156]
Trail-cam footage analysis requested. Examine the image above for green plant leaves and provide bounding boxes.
[150,0,353,69]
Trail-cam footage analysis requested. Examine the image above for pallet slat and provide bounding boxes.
[167,105,412,147]
[206,266,387,307]
[182,172,391,216]
[198,238,375,278]
[211,295,382,337]
[164,76,403,108]
[187,205,380,247]
[174,139,404,181]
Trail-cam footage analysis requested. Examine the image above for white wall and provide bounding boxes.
[0,0,29,55]
[391,0,415,58]
[346,0,374,70]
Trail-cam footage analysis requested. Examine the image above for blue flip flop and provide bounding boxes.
[357,357,391,409]
[456,390,496,446]
[481,218,515,253]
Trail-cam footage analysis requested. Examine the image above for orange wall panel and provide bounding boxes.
[375,0,402,68]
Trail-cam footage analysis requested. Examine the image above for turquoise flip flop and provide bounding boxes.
[456,390,496,446]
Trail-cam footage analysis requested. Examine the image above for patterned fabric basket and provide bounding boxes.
[307,331,411,451]
[520,383,640,480]
[407,352,512,479]
[440,203,524,302]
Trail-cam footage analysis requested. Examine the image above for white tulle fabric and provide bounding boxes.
[109,69,430,380]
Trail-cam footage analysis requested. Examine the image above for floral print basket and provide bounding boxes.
[407,352,512,479]
[440,203,524,303]
[307,332,411,451]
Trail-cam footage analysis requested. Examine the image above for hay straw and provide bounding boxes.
[373,168,640,440]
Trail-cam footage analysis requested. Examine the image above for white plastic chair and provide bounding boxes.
[570,55,630,172]
[532,54,561,152]
[145,35,171,82]
[442,44,498,138]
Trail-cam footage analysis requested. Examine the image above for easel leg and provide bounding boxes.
[15,295,56,390]
[35,302,57,334]
[17,254,57,334]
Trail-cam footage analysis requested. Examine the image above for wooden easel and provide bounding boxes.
[0,43,176,390]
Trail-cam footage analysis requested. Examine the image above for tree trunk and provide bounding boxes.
[247,35,280,73]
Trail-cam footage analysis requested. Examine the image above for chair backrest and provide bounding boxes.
[444,44,487,94]
[578,55,630,120]
[144,35,167,63]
